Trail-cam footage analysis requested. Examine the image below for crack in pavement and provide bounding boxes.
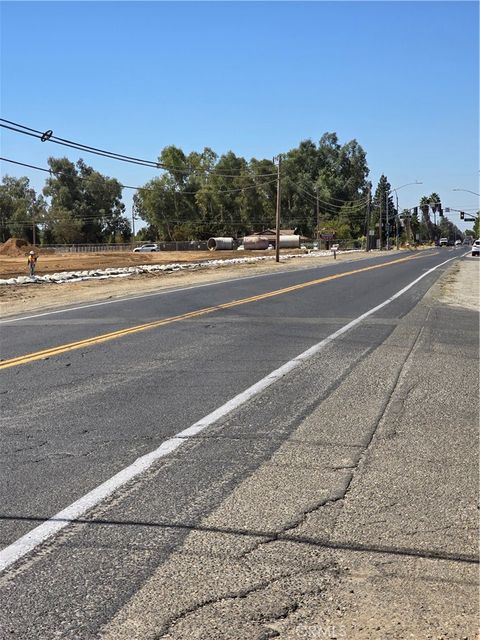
[152,566,331,640]
[236,323,426,563]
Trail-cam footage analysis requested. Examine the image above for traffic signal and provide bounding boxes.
[439,207,444,217]
[413,206,418,215]
[460,211,465,220]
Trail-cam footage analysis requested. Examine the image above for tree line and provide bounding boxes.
[0,132,470,245]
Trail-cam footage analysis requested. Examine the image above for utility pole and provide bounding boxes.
[407,211,412,244]
[395,192,400,250]
[315,186,319,245]
[32,218,36,247]
[365,185,371,251]
[131,202,137,248]
[379,197,383,250]
[274,155,282,263]
[385,189,389,250]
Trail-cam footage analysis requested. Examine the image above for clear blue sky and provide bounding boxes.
[1,1,478,231]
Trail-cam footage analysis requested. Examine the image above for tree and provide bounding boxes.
[0,176,46,243]
[472,212,479,238]
[419,193,444,242]
[372,175,395,248]
[135,134,370,241]
[42,158,130,243]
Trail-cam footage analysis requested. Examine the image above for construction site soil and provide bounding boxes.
[0,247,264,277]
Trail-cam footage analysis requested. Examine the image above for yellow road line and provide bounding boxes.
[0,252,429,370]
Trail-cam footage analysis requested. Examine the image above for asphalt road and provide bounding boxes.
[0,247,475,638]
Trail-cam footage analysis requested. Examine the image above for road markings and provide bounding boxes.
[0,254,459,573]
[0,250,436,325]
[0,261,327,324]
[0,252,428,370]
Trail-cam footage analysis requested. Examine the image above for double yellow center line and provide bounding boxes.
[1,253,427,370]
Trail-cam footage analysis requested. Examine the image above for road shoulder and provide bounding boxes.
[99,258,479,639]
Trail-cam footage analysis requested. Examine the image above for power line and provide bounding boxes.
[0,156,278,196]
[292,183,369,209]
[291,184,369,217]
[0,119,278,178]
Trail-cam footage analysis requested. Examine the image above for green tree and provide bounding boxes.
[43,158,130,243]
[472,212,479,238]
[135,133,370,242]
[372,175,395,247]
[419,193,445,242]
[0,176,46,242]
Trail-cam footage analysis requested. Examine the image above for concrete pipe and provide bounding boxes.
[277,235,300,248]
[207,237,234,251]
[243,236,270,250]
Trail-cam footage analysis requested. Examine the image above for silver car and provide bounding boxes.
[472,239,480,257]
[133,243,160,253]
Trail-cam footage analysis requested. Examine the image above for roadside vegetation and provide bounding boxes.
[0,132,471,246]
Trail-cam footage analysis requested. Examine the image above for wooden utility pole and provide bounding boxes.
[365,185,371,251]
[131,202,136,248]
[275,155,282,263]
[378,197,382,251]
[315,186,319,244]
[32,219,36,247]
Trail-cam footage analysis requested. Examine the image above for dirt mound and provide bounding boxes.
[0,238,33,257]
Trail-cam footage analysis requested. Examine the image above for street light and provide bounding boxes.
[385,181,422,250]
[452,188,480,197]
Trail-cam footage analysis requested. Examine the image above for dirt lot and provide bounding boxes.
[0,249,269,278]
[0,249,384,318]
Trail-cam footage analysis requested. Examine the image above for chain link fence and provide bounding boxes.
[39,241,209,253]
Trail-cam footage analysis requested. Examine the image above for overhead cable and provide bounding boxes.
[0,156,277,196]
[0,119,278,178]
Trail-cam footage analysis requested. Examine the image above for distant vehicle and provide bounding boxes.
[133,243,159,253]
[439,237,448,246]
[455,239,462,246]
[472,239,480,257]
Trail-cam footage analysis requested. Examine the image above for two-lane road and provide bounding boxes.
[0,247,466,637]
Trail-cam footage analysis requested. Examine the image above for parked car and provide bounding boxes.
[455,239,462,246]
[439,237,448,246]
[133,243,160,253]
[472,239,480,257]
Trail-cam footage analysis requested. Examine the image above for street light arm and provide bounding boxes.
[390,181,423,195]
[452,188,480,197]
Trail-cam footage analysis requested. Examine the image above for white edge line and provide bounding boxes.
[0,249,437,324]
[0,253,459,573]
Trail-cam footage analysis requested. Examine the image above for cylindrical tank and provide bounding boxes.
[277,235,300,248]
[207,237,234,251]
[243,236,270,250]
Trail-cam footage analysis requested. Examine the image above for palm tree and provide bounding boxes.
[428,192,441,241]
[419,195,434,241]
